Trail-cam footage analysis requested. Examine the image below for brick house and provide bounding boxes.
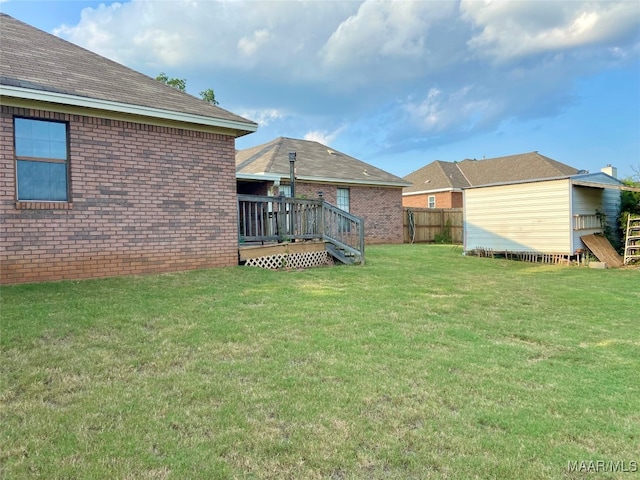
[402,152,579,209]
[236,137,410,244]
[0,14,257,284]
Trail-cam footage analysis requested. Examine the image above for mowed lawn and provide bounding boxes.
[1,245,639,479]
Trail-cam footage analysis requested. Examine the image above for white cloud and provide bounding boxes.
[238,29,271,57]
[238,108,285,128]
[461,0,640,63]
[319,0,461,86]
[303,124,347,146]
[50,0,639,160]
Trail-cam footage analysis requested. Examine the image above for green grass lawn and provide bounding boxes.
[2,245,639,479]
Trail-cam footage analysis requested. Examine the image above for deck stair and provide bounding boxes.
[623,215,640,265]
[325,242,358,265]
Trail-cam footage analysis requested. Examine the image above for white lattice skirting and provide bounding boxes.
[245,250,333,270]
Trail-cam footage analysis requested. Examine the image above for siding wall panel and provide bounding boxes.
[464,179,572,253]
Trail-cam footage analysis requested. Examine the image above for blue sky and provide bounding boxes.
[2,0,639,179]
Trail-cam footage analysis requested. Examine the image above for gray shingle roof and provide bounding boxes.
[0,14,257,133]
[237,137,410,187]
[403,152,579,193]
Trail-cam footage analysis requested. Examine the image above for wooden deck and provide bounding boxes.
[238,195,365,265]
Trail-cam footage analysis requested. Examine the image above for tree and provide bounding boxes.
[155,72,186,92]
[199,88,219,106]
[618,177,640,252]
[156,73,218,105]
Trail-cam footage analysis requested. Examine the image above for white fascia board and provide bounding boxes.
[294,174,411,188]
[0,85,258,133]
[572,180,640,192]
[403,188,461,196]
[465,175,572,189]
[236,173,282,182]
[235,171,410,187]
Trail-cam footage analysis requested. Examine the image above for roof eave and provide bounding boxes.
[465,175,573,189]
[237,171,410,187]
[571,180,640,192]
[236,172,282,182]
[294,174,410,188]
[403,187,463,196]
[0,84,258,135]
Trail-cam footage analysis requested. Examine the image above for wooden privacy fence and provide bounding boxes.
[403,208,463,244]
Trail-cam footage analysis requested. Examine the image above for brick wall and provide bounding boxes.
[285,182,404,244]
[402,191,462,209]
[1,106,239,284]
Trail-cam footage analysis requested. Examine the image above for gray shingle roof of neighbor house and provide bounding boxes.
[0,14,257,136]
[403,151,579,194]
[236,137,411,187]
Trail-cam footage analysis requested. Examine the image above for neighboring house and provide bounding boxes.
[0,14,257,284]
[236,137,410,244]
[402,152,579,208]
[463,170,631,256]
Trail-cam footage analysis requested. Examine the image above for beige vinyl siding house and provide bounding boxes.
[463,172,624,255]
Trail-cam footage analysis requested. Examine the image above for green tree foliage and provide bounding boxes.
[155,72,186,92]
[618,177,640,251]
[199,88,219,105]
[156,73,218,105]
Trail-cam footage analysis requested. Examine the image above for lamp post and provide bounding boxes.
[288,152,296,198]
[288,152,297,239]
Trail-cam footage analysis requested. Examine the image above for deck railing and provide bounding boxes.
[238,194,365,264]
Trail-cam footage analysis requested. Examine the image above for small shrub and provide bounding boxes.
[434,218,453,244]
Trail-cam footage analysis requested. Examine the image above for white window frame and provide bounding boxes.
[428,195,436,209]
[337,188,350,212]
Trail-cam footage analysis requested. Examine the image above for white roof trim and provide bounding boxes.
[572,180,640,192]
[293,174,409,187]
[296,175,411,187]
[236,171,410,187]
[466,175,573,189]
[0,85,257,133]
[466,172,630,190]
[403,187,463,196]
[236,172,282,182]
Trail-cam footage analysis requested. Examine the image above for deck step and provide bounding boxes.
[325,243,358,265]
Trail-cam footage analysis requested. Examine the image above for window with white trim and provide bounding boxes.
[337,188,350,212]
[428,195,436,208]
[15,118,69,201]
[279,185,292,197]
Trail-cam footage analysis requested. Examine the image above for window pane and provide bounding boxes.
[15,118,67,160]
[337,188,350,212]
[279,185,291,197]
[17,160,68,201]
